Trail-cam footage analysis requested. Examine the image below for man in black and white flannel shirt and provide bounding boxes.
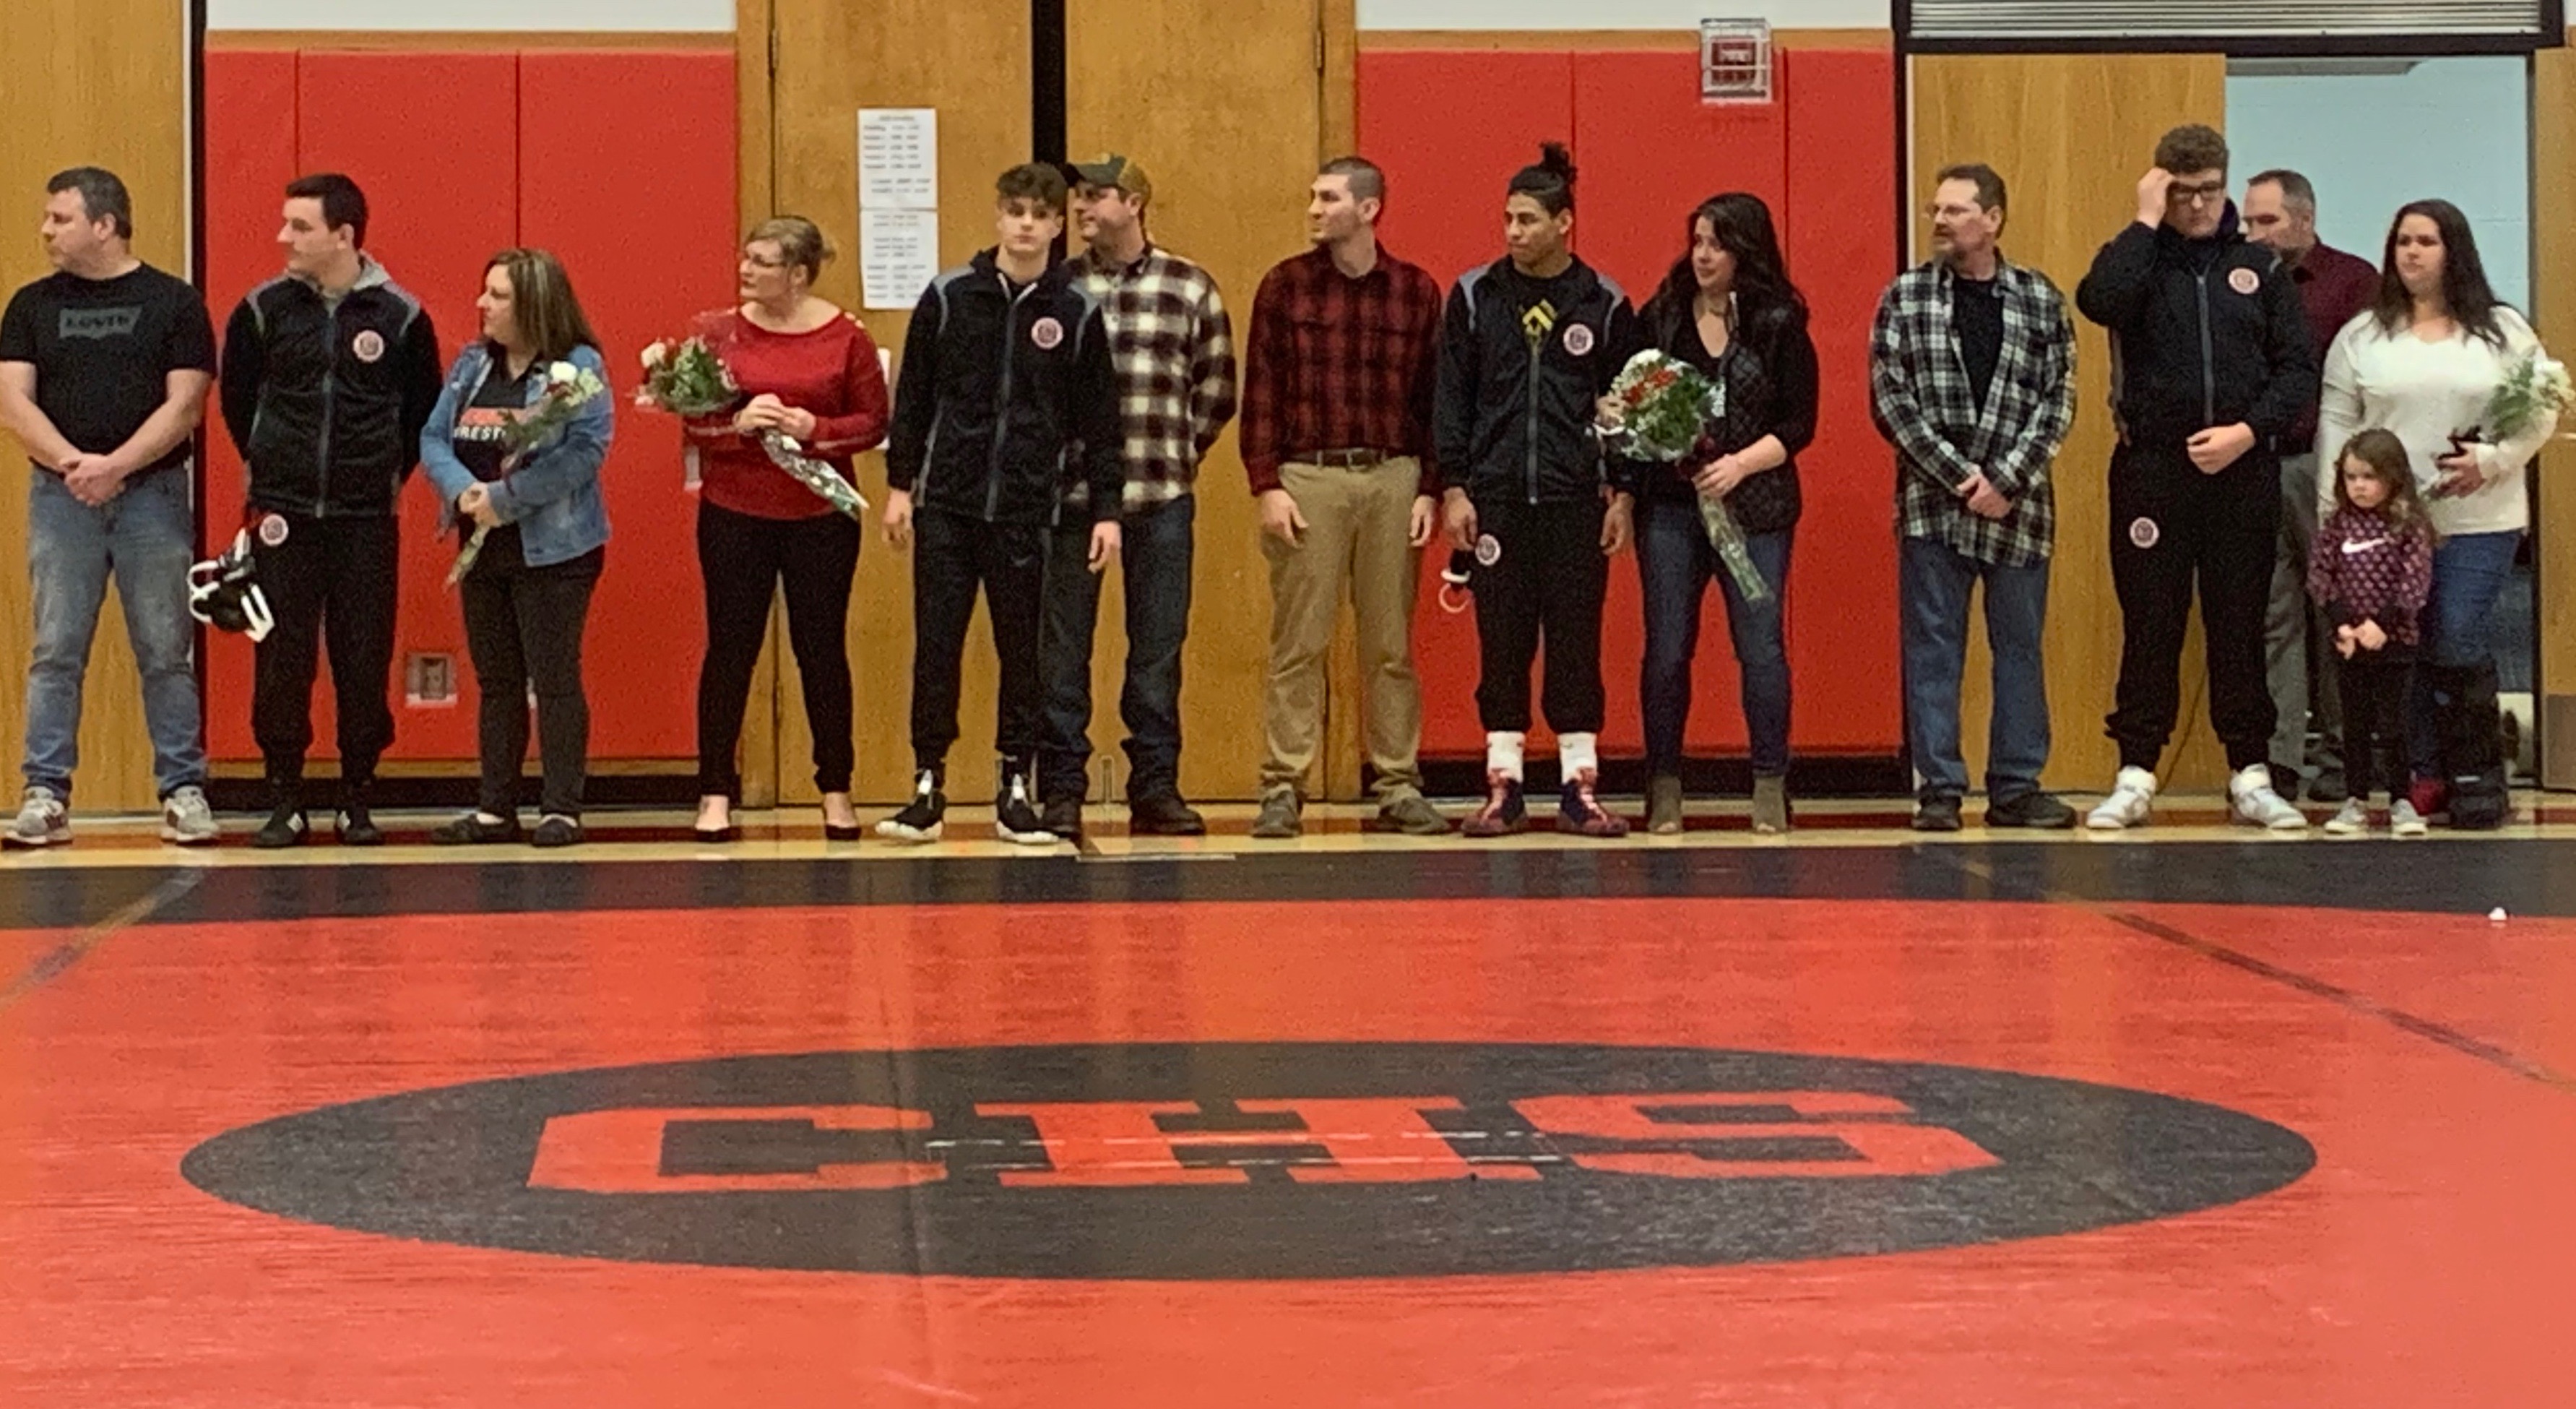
[1039,153,1238,838]
[1871,162,2078,833]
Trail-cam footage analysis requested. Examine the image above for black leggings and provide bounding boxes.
[459,535,600,817]
[694,500,861,797]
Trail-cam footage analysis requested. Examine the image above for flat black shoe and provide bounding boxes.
[431,813,522,845]
[693,825,739,843]
[530,815,584,848]
[1912,796,1963,832]
[1041,795,1084,840]
[1986,790,2078,830]
[822,820,863,841]
[337,805,383,847]
[1129,793,1206,837]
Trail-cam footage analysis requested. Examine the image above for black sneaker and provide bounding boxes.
[1987,790,2078,830]
[253,798,308,850]
[431,812,522,845]
[995,774,1053,845]
[876,770,946,843]
[1129,792,1206,836]
[1040,795,1084,840]
[1912,795,1963,832]
[337,786,382,847]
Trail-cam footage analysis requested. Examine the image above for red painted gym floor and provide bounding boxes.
[3,835,2572,1405]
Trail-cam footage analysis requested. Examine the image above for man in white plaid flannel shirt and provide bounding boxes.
[1870,162,2078,833]
[1039,153,1239,838]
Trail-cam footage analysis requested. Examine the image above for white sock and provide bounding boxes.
[1486,731,1526,782]
[1560,732,1600,780]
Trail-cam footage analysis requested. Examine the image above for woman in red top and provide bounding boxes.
[686,217,890,840]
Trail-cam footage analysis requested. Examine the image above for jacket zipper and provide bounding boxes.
[987,275,1036,522]
[2193,266,2216,430]
[316,291,340,520]
[1523,315,1542,506]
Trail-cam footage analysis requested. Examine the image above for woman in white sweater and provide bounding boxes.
[2315,199,2557,828]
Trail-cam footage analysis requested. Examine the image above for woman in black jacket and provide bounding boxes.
[1630,192,1817,835]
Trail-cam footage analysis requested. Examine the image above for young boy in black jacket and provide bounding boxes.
[2075,124,2317,834]
[1436,143,1641,838]
[219,173,441,848]
[879,163,1121,844]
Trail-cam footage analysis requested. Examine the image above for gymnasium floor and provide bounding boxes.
[4,797,2573,1406]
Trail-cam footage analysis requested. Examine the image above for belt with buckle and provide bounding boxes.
[1295,447,1393,469]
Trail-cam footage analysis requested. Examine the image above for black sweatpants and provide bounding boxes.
[2337,650,2411,801]
[250,512,398,789]
[909,506,1046,776]
[1470,496,1609,735]
[695,500,861,797]
[2105,444,2281,772]
[460,532,602,818]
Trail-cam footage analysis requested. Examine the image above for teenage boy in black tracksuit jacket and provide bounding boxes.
[218,174,441,848]
[1437,145,1642,839]
[2075,125,2318,833]
[878,163,1121,845]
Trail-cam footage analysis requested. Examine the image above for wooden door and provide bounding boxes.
[1910,53,2233,793]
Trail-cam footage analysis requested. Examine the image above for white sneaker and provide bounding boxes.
[160,785,219,845]
[3,786,69,848]
[2390,799,2429,837]
[2229,764,2308,832]
[2322,798,2369,836]
[2085,767,2158,831]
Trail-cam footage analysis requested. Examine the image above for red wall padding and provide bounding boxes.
[517,52,737,758]
[1359,46,1900,764]
[202,49,735,765]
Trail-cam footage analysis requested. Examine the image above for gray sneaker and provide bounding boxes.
[4,787,69,849]
[161,785,219,846]
[1249,787,1302,839]
[1369,791,1450,837]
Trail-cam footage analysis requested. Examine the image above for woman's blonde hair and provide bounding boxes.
[745,215,835,283]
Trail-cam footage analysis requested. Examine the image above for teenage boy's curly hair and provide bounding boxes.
[995,163,1068,215]
[2153,124,2229,176]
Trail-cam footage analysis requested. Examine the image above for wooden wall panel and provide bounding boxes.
[2535,31,2575,790]
[1068,0,1323,803]
[765,0,1029,805]
[0,0,189,814]
[1909,53,2231,794]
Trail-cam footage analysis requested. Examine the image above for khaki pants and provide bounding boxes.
[1259,457,1425,801]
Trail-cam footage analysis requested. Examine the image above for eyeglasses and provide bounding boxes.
[1923,203,1985,222]
[2167,181,2227,206]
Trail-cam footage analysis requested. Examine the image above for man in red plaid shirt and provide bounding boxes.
[1041,154,1237,840]
[1238,155,1448,840]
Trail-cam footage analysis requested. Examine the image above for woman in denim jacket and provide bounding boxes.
[418,248,613,847]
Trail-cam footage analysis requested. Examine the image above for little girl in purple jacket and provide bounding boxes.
[2309,428,2435,836]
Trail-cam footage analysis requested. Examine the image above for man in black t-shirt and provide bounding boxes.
[0,167,218,849]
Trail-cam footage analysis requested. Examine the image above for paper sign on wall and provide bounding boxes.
[862,208,941,310]
[858,108,938,210]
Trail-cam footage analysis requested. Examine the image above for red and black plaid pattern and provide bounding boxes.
[1073,245,1237,511]
[1238,246,1444,496]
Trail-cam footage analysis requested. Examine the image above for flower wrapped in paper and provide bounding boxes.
[1596,349,1771,603]
[2461,350,2572,447]
[448,360,609,587]
[635,321,870,521]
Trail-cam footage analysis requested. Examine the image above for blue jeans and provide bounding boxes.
[23,467,207,802]
[1040,494,1194,802]
[1900,535,2052,801]
[2408,528,2519,777]
[1635,496,1791,777]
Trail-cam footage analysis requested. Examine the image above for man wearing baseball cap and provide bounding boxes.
[1038,152,1237,839]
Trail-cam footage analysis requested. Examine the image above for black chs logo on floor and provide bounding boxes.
[182,1043,2314,1279]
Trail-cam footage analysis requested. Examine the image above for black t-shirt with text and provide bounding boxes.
[0,263,217,476]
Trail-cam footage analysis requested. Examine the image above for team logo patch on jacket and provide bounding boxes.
[1563,324,1595,356]
[2226,267,2260,296]
[1030,316,1064,350]
[2129,516,2161,550]
[352,329,386,363]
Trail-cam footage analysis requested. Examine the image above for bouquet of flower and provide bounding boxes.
[447,359,608,587]
[635,326,868,521]
[1597,350,1769,603]
[2460,350,2573,446]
